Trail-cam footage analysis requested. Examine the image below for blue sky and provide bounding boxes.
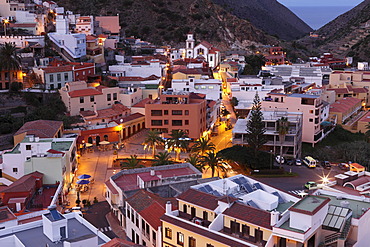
[278,0,364,7]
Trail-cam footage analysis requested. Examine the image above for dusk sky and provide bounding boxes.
[278,0,364,7]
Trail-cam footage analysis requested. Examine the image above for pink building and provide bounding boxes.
[145,92,207,139]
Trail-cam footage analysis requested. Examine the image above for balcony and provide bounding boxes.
[221,227,267,246]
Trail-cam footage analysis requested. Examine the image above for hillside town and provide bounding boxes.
[1,1,370,247]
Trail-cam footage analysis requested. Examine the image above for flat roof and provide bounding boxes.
[0,218,106,246]
[325,195,370,219]
[290,195,330,215]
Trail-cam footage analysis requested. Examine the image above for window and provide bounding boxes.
[151,120,163,126]
[338,94,341,97]
[107,94,112,101]
[172,120,182,126]
[185,120,189,125]
[189,237,196,247]
[201,86,206,89]
[164,120,169,125]
[49,74,54,82]
[64,73,69,81]
[152,231,156,242]
[80,108,84,112]
[13,168,18,173]
[136,213,139,227]
[209,86,214,89]
[57,73,61,82]
[90,96,94,102]
[58,83,61,89]
[80,97,84,103]
[127,207,130,219]
[206,244,214,247]
[172,110,182,115]
[185,110,189,115]
[113,93,117,100]
[165,227,172,239]
[309,118,313,122]
[164,110,168,115]
[177,232,184,246]
[151,110,162,116]
[50,84,54,90]
[309,110,314,114]
[26,145,31,150]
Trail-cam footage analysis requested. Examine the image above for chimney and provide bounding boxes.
[165,201,172,214]
[35,137,40,142]
[150,169,155,176]
[270,211,280,226]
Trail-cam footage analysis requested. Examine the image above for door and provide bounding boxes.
[183,204,187,214]
[255,229,263,242]
[60,226,66,239]
[96,136,101,145]
[191,207,196,218]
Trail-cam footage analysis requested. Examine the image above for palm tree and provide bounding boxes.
[120,155,144,170]
[152,151,174,166]
[365,123,370,142]
[200,151,228,177]
[167,130,189,161]
[191,137,215,156]
[143,130,163,158]
[277,117,289,167]
[0,43,21,86]
[186,154,203,172]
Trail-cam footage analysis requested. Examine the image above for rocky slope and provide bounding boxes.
[56,0,282,50]
[211,0,312,41]
[308,0,370,61]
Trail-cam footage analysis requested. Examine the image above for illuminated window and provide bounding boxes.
[165,228,172,239]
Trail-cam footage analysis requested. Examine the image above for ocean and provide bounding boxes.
[288,6,355,30]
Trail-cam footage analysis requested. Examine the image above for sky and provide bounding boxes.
[277,0,364,7]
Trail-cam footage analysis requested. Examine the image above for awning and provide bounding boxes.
[8,197,27,204]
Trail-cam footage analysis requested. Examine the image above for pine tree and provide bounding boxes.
[246,93,266,155]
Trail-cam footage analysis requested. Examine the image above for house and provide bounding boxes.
[33,65,74,90]
[0,69,24,90]
[0,206,110,246]
[0,0,35,17]
[95,16,121,35]
[327,85,368,106]
[80,103,131,125]
[125,190,177,247]
[13,120,64,146]
[171,77,222,101]
[329,97,362,124]
[0,136,77,198]
[0,35,44,49]
[145,92,207,139]
[261,92,333,145]
[48,7,86,61]
[233,111,303,158]
[264,46,290,66]
[172,66,211,81]
[109,60,164,78]
[104,163,203,229]
[86,35,105,64]
[74,16,94,35]
[59,81,143,116]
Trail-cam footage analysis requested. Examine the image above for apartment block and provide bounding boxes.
[261,93,332,145]
[145,92,207,139]
[161,174,370,247]
[233,110,303,158]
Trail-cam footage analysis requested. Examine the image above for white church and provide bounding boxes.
[170,33,221,68]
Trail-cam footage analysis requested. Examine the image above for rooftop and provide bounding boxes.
[329,97,362,113]
[289,195,330,215]
[14,120,63,138]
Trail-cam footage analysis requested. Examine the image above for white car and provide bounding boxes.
[275,155,285,164]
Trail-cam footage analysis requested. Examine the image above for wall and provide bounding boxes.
[24,156,64,184]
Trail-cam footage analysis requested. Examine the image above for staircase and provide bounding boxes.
[324,217,352,246]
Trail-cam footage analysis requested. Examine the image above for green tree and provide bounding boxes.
[191,137,215,156]
[277,117,289,167]
[152,151,174,166]
[246,93,266,156]
[185,154,203,171]
[167,130,189,161]
[0,43,21,85]
[120,155,144,170]
[143,130,163,158]
[200,151,228,177]
[242,55,265,75]
[365,123,370,141]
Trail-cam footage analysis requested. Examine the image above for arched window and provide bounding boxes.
[87,137,93,144]
[104,135,108,141]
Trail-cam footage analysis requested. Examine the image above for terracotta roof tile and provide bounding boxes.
[359,111,370,123]
[132,98,154,108]
[112,113,145,124]
[42,65,73,73]
[105,180,118,194]
[1,172,43,194]
[177,189,219,210]
[329,97,362,113]
[223,202,272,230]
[81,103,130,120]
[15,120,63,138]
[68,88,103,98]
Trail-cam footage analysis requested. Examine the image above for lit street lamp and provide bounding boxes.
[3,19,9,36]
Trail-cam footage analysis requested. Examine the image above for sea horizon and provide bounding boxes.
[288,5,355,30]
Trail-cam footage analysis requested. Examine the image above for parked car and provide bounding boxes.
[321,161,331,169]
[275,155,285,164]
[295,159,302,166]
[304,181,318,190]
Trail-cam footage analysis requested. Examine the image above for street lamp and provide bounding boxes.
[3,19,9,36]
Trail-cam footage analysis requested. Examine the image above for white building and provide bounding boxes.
[109,60,164,78]
[0,206,110,246]
[48,7,86,60]
[74,16,94,35]
[171,78,222,101]
[0,35,44,48]
[0,136,77,192]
